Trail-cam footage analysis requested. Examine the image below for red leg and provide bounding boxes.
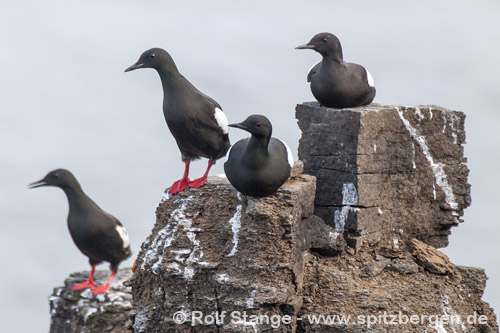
[188,161,213,188]
[72,265,97,291]
[91,270,116,295]
[169,160,191,194]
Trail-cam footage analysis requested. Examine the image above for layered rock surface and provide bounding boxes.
[297,103,471,251]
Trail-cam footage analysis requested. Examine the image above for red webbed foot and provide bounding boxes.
[72,265,97,291]
[169,160,191,194]
[90,270,116,295]
[187,176,208,188]
[90,284,110,295]
[169,177,190,194]
[72,280,97,291]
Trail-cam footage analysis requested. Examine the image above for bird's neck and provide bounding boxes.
[321,55,344,75]
[244,136,270,168]
[322,51,343,64]
[157,66,186,93]
[62,186,93,212]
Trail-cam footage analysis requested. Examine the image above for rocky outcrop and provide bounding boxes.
[49,103,496,332]
[124,175,495,331]
[49,268,132,333]
[128,172,326,332]
[300,251,496,332]
[296,103,471,251]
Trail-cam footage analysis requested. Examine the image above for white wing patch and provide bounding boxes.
[279,139,294,168]
[116,225,130,249]
[214,107,229,134]
[307,61,321,82]
[225,143,234,162]
[366,69,375,87]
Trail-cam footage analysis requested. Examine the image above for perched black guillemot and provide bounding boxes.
[224,115,294,197]
[296,32,376,108]
[29,169,131,295]
[125,48,231,194]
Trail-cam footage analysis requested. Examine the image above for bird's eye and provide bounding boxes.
[322,37,327,42]
[256,123,261,127]
[149,54,155,59]
[52,173,59,178]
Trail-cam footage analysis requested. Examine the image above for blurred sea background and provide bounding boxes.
[1,1,499,331]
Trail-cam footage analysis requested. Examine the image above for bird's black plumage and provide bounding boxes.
[296,32,376,108]
[224,115,293,197]
[29,169,131,294]
[125,48,231,194]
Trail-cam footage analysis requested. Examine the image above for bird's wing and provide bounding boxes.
[307,61,322,82]
[201,92,222,110]
[213,107,229,134]
[345,62,375,87]
[102,211,130,250]
[269,138,294,169]
[191,88,228,133]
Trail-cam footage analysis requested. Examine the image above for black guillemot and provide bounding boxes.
[224,115,293,197]
[296,32,376,108]
[29,169,131,295]
[125,48,230,194]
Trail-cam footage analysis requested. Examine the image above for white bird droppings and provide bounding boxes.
[328,231,341,243]
[448,114,459,144]
[393,238,399,249]
[141,196,206,280]
[216,273,230,283]
[411,142,416,169]
[228,203,242,257]
[333,183,359,231]
[161,191,171,202]
[396,108,458,212]
[415,107,424,122]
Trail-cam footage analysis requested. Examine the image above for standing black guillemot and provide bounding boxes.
[125,48,231,194]
[29,169,131,295]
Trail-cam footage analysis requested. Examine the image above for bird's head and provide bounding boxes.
[28,169,79,190]
[295,32,343,58]
[229,115,272,140]
[125,48,177,72]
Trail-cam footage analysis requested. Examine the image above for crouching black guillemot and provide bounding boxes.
[296,32,376,108]
[224,115,293,197]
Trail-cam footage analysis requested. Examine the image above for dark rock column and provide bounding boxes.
[296,103,471,251]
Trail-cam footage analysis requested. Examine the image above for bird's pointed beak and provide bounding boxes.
[28,179,48,189]
[295,44,315,50]
[124,62,144,72]
[228,123,247,130]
